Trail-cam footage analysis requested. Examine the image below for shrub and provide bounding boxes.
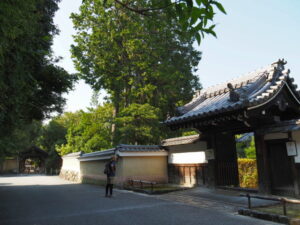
[238,158,258,189]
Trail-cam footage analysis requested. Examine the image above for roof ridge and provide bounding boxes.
[181,60,288,113]
[198,65,270,97]
[118,144,160,147]
[167,59,294,122]
[162,134,199,141]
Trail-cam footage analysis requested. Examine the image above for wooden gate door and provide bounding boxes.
[267,141,294,196]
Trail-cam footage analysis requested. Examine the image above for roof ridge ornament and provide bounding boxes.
[272,58,286,71]
[227,83,240,102]
[272,58,287,66]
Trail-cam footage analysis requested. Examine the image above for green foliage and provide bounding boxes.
[38,118,68,153]
[0,121,43,158]
[235,134,256,159]
[108,0,226,44]
[238,158,258,189]
[45,150,61,171]
[72,0,202,144]
[57,104,114,155]
[0,0,74,154]
[116,104,160,144]
[36,117,68,169]
[236,135,247,158]
[182,130,199,136]
[245,138,256,159]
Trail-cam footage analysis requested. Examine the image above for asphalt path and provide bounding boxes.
[0,175,279,225]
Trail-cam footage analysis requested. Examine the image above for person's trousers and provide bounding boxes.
[105,184,113,196]
[106,176,114,196]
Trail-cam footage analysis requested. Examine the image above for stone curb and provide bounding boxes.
[238,208,289,224]
[123,187,188,195]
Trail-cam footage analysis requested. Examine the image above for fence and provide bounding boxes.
[128,179,157,193]
[241,193,300,216]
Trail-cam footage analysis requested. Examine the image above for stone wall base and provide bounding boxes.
[80,174,168,188]
[59,169,81,183]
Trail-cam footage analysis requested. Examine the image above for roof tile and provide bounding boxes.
[166,59,300,126]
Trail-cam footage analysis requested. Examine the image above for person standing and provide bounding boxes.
[105,155,116,197]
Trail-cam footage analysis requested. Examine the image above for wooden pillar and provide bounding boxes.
[295,164,300,197]
[291,159,300,196]
[254,132,271,194]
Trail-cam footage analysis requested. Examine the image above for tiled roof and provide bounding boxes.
[79,149,115,159]
[161,134,200,146]
[236,133,254,143]
[21,146,48,157]
[77,145,165,160]
[62,151,84,158]
[165,59,300,126]
[117,144,165,152]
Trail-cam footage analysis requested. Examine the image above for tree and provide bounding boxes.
[38,118,68,153]
[57,104,114,155]
[116,103,160,144]
[0,121,43,158]
[0,0,74,145]
[245,138,256,159]
[37,118,68,170]
[235,134,256,159]
[84,0,226,44]
[72,0,202,144]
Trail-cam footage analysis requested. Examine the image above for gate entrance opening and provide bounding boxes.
[235,132,258,189]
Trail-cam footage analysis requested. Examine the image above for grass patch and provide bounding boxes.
[256,203,300,218]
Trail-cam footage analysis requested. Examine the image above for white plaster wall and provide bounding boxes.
[292,131,300,163]
[168,151,207,164]
[167,142,207,164]
[61,157,81,173]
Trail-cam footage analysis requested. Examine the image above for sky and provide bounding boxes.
[52,0,300,112]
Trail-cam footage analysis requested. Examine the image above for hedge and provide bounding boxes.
[238,158,258,189]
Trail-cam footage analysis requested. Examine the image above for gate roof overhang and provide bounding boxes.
[19,146,48,159]
[165,59,300,131]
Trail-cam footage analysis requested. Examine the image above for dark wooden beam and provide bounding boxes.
[254,132,272,195]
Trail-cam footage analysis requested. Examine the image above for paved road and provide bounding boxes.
[0,175,279,225]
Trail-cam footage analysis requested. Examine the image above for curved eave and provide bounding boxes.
[248,81,300,111]
[165,103,246,127]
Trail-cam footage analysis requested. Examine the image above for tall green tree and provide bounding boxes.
[37,117,69,170]
[0,0,74,147]
[57,104,114,155]
[72,0,202,144]
[116,103,160,145]
[84,0,226,44]
[0,121,43,159]
[38,118,68,153]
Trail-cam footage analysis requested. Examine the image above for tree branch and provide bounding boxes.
[114,0,180,16]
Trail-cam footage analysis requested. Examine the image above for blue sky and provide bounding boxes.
[52,0,300,112]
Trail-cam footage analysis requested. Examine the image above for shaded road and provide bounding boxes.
[0,175,279,225]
